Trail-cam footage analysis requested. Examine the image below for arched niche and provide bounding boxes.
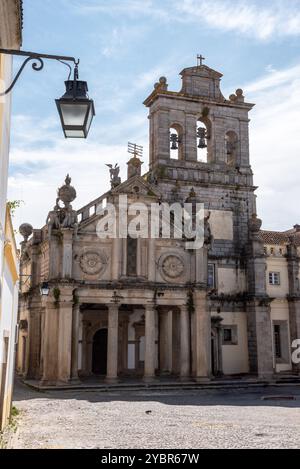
[197,116,212,163]
[169,123,183,160]
[225,130,238,166]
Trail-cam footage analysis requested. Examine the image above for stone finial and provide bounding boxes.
[19,223,33,242]
[154,76,168,91]
[229,88,245,103]
[185,187,197,203]
[249,213,262,238]
[57,174,77,208]
[127,155,143,179]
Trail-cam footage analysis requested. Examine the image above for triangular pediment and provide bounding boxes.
[111,175,161,199]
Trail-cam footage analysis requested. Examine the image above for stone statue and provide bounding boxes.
[46,175,79,238]
[106,164,121,188]
[46,204,61,238]
[61,204,78,237]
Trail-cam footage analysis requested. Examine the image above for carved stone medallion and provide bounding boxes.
[161,255,184,279]
[80,251,107,276]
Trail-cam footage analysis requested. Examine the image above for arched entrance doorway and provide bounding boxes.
[92,329,108,375]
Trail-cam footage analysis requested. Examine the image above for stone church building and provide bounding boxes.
[16,62,300,386]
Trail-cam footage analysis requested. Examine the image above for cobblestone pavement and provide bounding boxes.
[9,380,300,449]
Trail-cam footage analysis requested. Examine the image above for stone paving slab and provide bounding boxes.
[8,379,300,449]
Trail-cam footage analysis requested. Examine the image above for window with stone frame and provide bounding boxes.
[269,272,280,286]
[222,325,238,345]
[274,325,282,359]
[126,237,137,276]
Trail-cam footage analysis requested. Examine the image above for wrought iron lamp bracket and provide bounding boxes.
[0,48,78,96]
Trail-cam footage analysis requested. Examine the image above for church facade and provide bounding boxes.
[16,62,300,385]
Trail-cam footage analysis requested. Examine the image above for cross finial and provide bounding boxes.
[197,54,205,66]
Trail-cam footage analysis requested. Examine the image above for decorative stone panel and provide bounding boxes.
[159,253,185,281]
[80,250,108,276]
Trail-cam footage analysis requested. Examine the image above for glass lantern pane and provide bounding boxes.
[64,129,86,138]
[60,103,88,126]
[85,105,94,134]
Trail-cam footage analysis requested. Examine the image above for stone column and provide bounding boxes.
[180,305,190,379]
[148,239,155,281]
[144,304,156,381]
[159,311,169,374]
[26,306,42,380]
[194,290,210,381]
[185,113,197,162]
[171,310,181,375]
[57,293,73,384]
[106,304,119,383]
[137,238,142,277]
[40,302,59,386]
[71,303,80,381]
[61,228,73,279]
[112,236,121,280]
[247,299,274,379]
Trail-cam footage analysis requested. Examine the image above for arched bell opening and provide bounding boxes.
[170,124,183,160]
[197,117,212,163]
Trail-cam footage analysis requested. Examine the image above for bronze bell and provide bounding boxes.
[197,127,207,149]
[170,133,179,150]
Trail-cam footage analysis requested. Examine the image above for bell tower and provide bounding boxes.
[144,61,254,177]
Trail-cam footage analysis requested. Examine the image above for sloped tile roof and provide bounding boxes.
[258,229,300,246]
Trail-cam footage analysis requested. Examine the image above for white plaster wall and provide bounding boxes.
[218,312,249,375]
[0,262,18,402]
[266,257,289,298]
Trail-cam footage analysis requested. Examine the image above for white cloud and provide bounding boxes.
[72,0,300,41]
[176,0,300,40]
[70,0,171,21]
[243,63,300,230]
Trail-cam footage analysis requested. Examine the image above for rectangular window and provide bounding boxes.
[223,328,232,343]
[269,272,280,285]
[222,325,238,345]
[208,263,215,288]
[274,324,282,359]
[127,237,137,277]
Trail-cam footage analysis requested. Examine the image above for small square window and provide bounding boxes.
[222,325,238,345]
[269,272,280,285]
[223,329,232,343]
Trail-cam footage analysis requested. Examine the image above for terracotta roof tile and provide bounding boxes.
[258,230,300,246]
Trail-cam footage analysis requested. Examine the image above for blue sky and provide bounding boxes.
[7,0,300,233]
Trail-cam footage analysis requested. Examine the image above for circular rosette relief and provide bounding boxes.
[80,251,108,276]
[160,254,185,281]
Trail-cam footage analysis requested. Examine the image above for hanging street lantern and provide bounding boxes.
[0,48,95,139]
[56,63,95,138]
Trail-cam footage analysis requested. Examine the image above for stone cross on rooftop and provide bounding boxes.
[197,54,206,66]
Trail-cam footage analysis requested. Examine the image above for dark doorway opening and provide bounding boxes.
[92,329,108,375]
